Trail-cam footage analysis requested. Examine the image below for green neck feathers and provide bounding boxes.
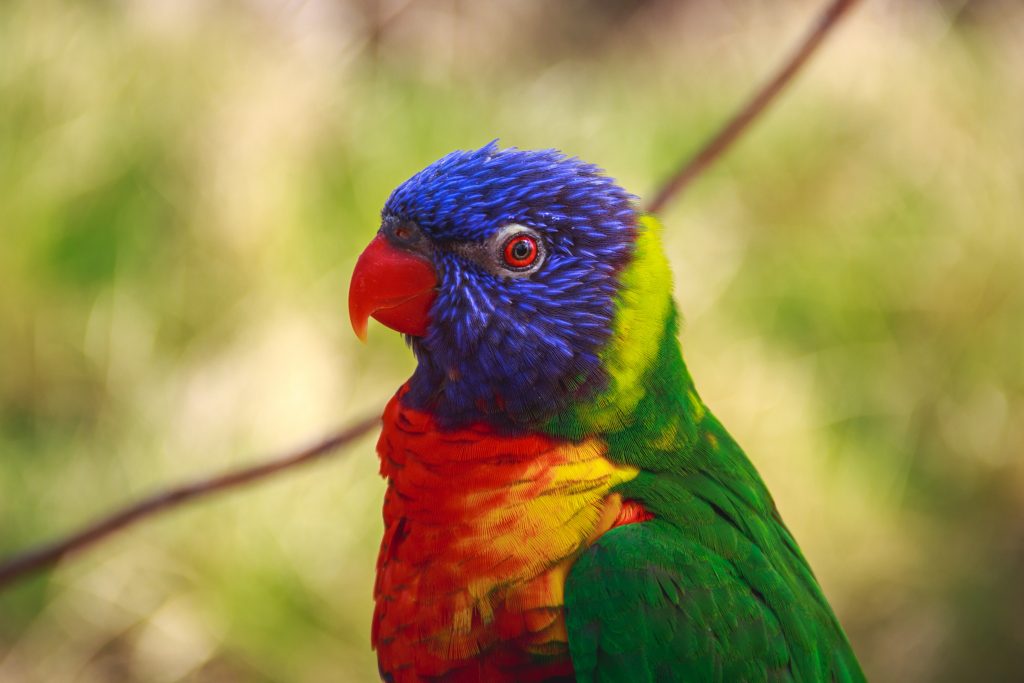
[546,215,705,459]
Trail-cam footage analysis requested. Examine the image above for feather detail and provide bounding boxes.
[611,499,655,528]
[373,386,639,682]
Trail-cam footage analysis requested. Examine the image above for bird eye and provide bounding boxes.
[502,234,539,269]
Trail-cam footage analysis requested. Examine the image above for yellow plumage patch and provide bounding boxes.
[574,214,674,432]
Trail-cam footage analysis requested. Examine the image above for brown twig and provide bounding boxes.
[0,415,379,590]
[645,0,861,215]
[0,0,860,593]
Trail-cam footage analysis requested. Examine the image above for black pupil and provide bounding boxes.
[512,239,532,260]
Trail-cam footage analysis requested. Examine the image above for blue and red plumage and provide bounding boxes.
[350,143,865,682]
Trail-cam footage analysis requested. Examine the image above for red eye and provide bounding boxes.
[503,235,538,269]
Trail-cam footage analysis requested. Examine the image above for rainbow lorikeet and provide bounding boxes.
[348,143,865,683]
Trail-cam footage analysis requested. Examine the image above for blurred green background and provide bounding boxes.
[1,0,1022,681]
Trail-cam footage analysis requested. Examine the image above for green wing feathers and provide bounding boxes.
[562,391,866,681]
[557,240,865,681]
[566,522,791,682]
[565,518,864,682]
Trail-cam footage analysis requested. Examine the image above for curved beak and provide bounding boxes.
[348,235,438,341]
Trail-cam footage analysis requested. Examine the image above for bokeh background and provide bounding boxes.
[1,0,1022,681]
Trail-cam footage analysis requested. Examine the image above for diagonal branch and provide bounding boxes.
[645,0,861,214]
[0,415,379,590]
[0,0,860,593]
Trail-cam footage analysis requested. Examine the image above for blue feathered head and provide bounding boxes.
[350,142,638,428]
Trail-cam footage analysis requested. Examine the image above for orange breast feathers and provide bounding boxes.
[372,387,641,682]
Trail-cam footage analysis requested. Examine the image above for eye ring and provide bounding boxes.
[502,234,539,269]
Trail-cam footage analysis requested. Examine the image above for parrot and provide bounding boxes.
[348,142,866,683]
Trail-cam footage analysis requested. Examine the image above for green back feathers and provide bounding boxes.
[548,214,865,681]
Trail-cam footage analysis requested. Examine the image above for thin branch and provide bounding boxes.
[645,0,861,215]
[0,0,860,594]
[0,415,379,590]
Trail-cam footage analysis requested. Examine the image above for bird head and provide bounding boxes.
[349,142,642,429]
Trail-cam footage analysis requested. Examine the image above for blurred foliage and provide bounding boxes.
[1,1,1022,681]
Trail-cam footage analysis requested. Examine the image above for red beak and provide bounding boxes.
[348,235,438,341]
